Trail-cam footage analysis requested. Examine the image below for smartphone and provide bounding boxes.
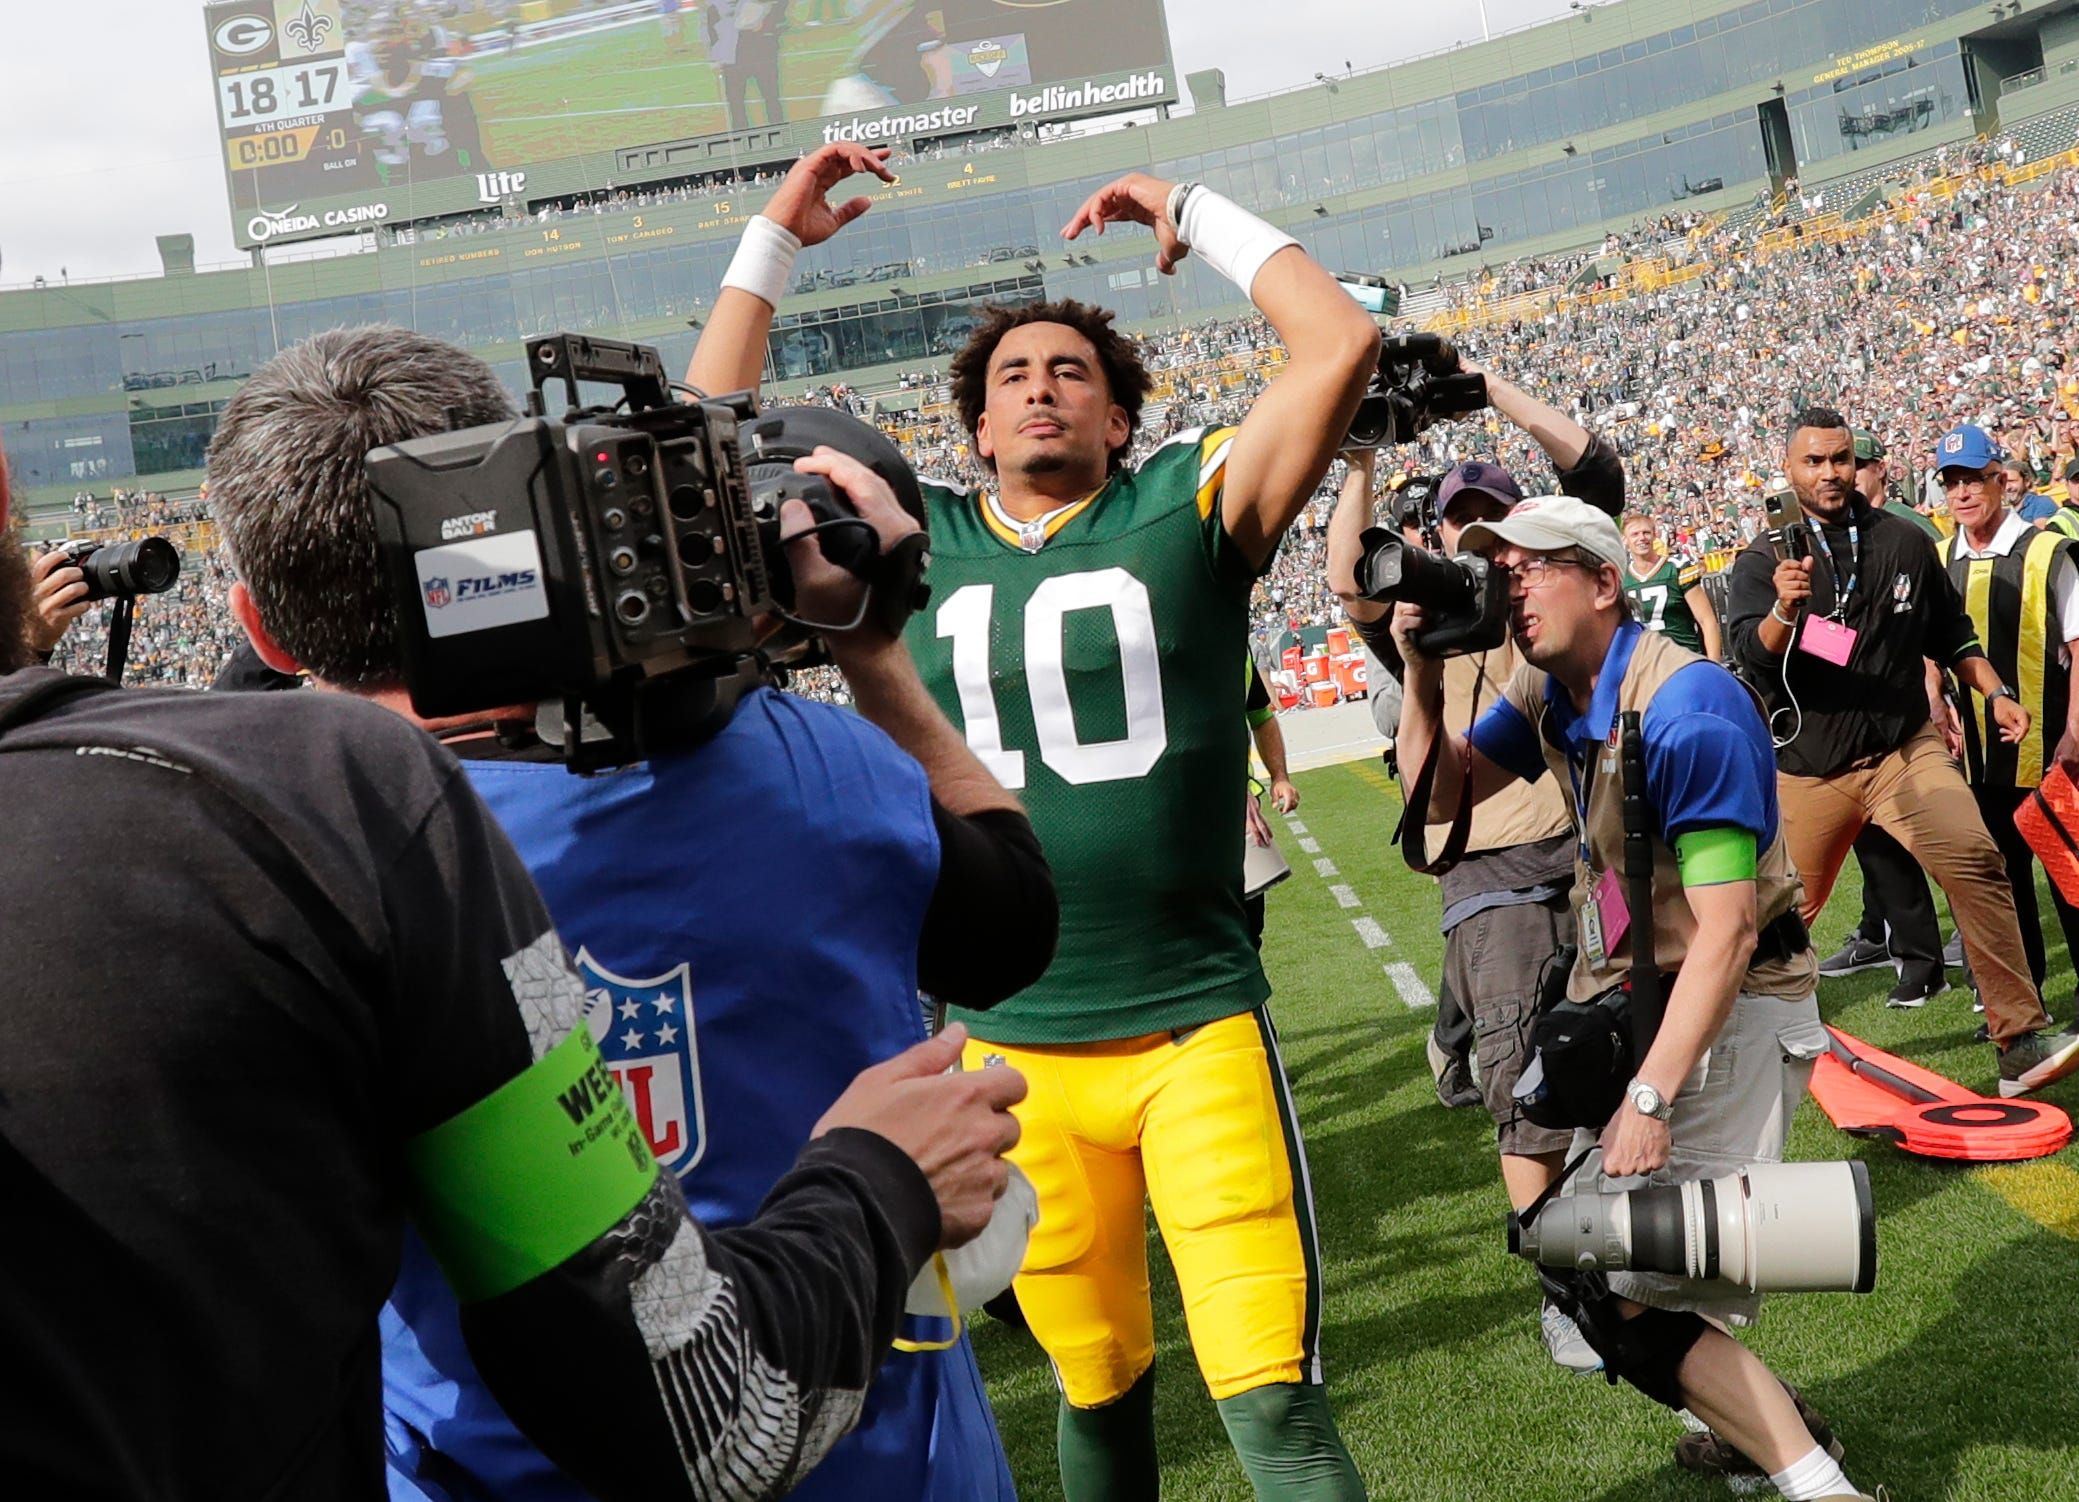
[1764,486,1809,559]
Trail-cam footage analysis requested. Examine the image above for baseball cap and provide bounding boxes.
[1389,472,1441,531]
[2064,457,2079,483]
[1852,429,1886,463]
[1935,423,2000,471]
[1436,460,1524,519]
[1458,495,1628,573]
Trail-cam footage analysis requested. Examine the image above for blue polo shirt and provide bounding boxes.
[1468,621,1779,858]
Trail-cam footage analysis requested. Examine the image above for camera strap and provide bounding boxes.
[1512,1145,1599,1237]
[1619,711,1667,1062]
[1396,656,1491,877]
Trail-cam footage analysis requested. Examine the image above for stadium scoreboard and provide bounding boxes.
[205,0,1178,251]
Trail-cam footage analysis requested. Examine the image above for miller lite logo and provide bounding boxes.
[577,950,705,1173]
[477,169,528,204]
[422,576,453,609]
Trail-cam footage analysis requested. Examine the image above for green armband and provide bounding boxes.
[405,1027,662,1302]
[1674,826,1757,887]
[1246,704,1275,730]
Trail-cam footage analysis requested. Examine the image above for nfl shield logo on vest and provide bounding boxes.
[576,950,706,1174]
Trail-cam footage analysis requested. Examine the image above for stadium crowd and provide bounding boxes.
[52,136,2079,689]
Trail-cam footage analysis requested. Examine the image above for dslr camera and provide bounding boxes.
[1345,332,1489,449]
[369,333,929,769]
[1513,1159,1877,1297]
[50,536,182,601]
[1349,527,1510,658]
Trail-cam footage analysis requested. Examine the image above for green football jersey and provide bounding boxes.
[905,426,1271,1043]
[1622,555,1705,654]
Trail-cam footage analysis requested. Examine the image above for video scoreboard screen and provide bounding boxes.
[206,0,1176,247]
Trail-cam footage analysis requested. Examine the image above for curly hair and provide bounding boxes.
[948,299,1152,475]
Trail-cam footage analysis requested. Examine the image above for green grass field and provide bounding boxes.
[969,759,2079,1501]
[462,17,877,167]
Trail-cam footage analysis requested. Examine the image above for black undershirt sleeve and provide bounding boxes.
[464,1130,938,1502]
[917,801,1058,1008]
[1724,543,1786,681]
[1556,433,1626,516]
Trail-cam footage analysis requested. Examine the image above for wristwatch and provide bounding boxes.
[1626,1078,1675,1122]
[1989,685,2019,705]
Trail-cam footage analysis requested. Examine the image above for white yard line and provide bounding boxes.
[1283,815,1433,1009]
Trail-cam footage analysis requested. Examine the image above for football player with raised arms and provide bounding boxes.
[686,167,1380,1496]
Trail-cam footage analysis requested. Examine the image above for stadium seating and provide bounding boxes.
[49,127,2079,714]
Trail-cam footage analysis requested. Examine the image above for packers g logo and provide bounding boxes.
[213,13,273,55]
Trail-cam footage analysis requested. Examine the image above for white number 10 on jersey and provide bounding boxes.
[935,569,1169,789]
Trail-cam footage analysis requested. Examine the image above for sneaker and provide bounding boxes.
[1427,1035,1479,1109]
[1540,1300,1603,1375]
[1975,1021,1992,1044]
[1997,1026,2079,1098]
[1674,1385,1842,1477]
[1819,934,1892,976]
[1943,932,1965,968]
[1885,970,1949,1008]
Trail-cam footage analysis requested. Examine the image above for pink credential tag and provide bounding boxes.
[1593,864,1631,955]
[1798,617,1859,667]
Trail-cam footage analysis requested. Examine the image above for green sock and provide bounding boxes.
[1057,1365,1159,1502]
[1215,1382,1367,1500]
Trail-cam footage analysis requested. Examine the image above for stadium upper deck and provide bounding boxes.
[9,0,2079,514]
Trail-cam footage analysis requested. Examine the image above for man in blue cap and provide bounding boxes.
[1725,410,2079,1101]
[1935,422,2079,1029]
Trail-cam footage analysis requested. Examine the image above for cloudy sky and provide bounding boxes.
[0,0,1578,284]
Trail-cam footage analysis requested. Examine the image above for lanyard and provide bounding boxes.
[1561,727,1608,871]
[1806,515,1862,620]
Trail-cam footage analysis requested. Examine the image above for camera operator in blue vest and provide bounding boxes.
[205,145,1057,1502]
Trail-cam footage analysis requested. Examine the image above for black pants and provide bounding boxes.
[1851,823,1943,972]
[1973,784,2079,997]
[722,34,783,131]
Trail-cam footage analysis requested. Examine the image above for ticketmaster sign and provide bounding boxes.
[208,0,1177,250]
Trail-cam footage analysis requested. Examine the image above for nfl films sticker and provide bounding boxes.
[415,529,550,640]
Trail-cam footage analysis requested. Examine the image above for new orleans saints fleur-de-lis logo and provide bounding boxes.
[284,2,333,52]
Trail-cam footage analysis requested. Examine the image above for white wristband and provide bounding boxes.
[719,215,803,310]
[1174,187,1299,301]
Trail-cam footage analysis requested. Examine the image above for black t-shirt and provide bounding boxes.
[1723,505,1984,778]
[0,669,553,1500]
[0,670,939,1501]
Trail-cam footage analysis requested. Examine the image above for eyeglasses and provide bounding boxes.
[1508,555,1598,590]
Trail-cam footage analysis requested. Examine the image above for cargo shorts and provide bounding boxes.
[1446,893,1576,1158]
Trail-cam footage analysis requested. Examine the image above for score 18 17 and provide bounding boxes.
[219,61,346,122]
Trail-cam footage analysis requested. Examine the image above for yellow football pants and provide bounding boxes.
[963,1008,1325,1407]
